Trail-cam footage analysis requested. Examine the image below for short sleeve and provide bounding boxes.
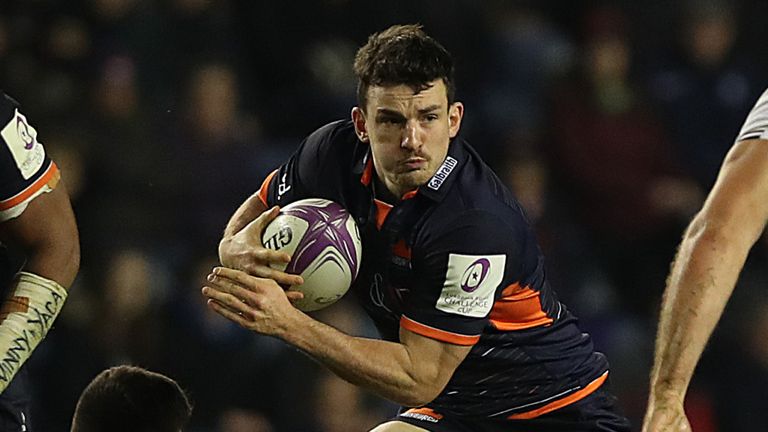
[401,210,527,345]
[737,88,768,142]
[257,121,350,207]
[0,94,59,222]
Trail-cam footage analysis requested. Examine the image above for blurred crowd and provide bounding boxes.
[2,0,768,430]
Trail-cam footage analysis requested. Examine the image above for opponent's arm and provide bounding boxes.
[203,267,471,406]
[644,138,768,431]
[0,182,79,392]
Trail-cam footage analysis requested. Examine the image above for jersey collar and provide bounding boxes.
[353,138,467,202]
[416,138,467,202]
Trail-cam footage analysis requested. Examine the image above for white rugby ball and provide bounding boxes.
[261,198,362,311]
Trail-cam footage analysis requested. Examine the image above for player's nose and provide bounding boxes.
[401,120,422,150]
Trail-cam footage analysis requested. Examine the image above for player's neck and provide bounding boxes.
[372,175,400,205]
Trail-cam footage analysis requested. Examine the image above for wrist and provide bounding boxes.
[649,381,687,405]
[274,306,310,344]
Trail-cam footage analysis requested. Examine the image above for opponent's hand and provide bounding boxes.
[642,400,691,432]
[218,206,304,287]
[202,267,304,337]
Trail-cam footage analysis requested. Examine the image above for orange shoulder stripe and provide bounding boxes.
[400,315,480,346]
[257,169,278,207]
[0,162,59,210]
[489,283,553,331]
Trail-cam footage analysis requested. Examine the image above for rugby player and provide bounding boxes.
[0,92,79,430]
[71,365,192,432]
[643,89,768,432]
[206,25,631,431]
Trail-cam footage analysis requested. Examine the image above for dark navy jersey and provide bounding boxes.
[0,94,54,430]
[0,93,59,222]
[258,120,609,419]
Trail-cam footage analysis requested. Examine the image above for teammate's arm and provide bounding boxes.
[0,181,79,392]
[203,267,471,406]
[644,138,768,431]
[1,183,79,286]
[219,121,340,283]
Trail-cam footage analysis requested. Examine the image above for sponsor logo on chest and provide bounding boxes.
[427,156,458,190]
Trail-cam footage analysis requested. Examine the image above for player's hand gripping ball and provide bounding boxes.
[261,198,362,311]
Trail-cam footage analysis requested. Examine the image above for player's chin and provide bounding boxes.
[397,171,429,189]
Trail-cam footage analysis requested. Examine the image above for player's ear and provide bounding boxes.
[448,102,464,139]
[351,107,369,142]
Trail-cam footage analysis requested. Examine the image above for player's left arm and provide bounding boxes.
[0,181,80,287]
[0,178,79,392]
[203,267,471,407]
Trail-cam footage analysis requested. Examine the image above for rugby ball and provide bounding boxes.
[261,198,362,311]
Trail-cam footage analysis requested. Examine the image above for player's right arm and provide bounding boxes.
[219,184,304,287]
[644,91,768,431]
[218,121,343,284]
[0,94,80,392]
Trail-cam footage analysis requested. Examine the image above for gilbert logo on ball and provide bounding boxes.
[262,198,362,311]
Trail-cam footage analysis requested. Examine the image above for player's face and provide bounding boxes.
[352,80,464,199]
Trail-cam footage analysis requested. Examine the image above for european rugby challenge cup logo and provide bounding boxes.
[16,115,34,150]
[460,258,490,293]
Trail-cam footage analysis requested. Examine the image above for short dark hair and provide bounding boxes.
[353,24,455,110]
[71,366,192,432]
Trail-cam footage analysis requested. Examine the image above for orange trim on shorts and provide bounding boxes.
[489,283,554,331]
[400,315,480,346]
[506,371,609,420]
[0,162,59,210]
[374,199,392,230]
[257,169,278,206]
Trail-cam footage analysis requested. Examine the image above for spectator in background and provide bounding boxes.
[91,249,169,367]
[644,88,768,432]
[476,3,574,163]
[168,61,287,253]
[706,295,768,431]
[70,365,192,432]
[79,55,176,254]
[546,6,700,318]
[165,254,279,430]
[648,0,763,189]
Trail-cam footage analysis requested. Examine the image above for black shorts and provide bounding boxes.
[393,389,632,432]
[0,366,32,432]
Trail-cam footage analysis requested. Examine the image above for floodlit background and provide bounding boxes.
[2,0,768,430]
